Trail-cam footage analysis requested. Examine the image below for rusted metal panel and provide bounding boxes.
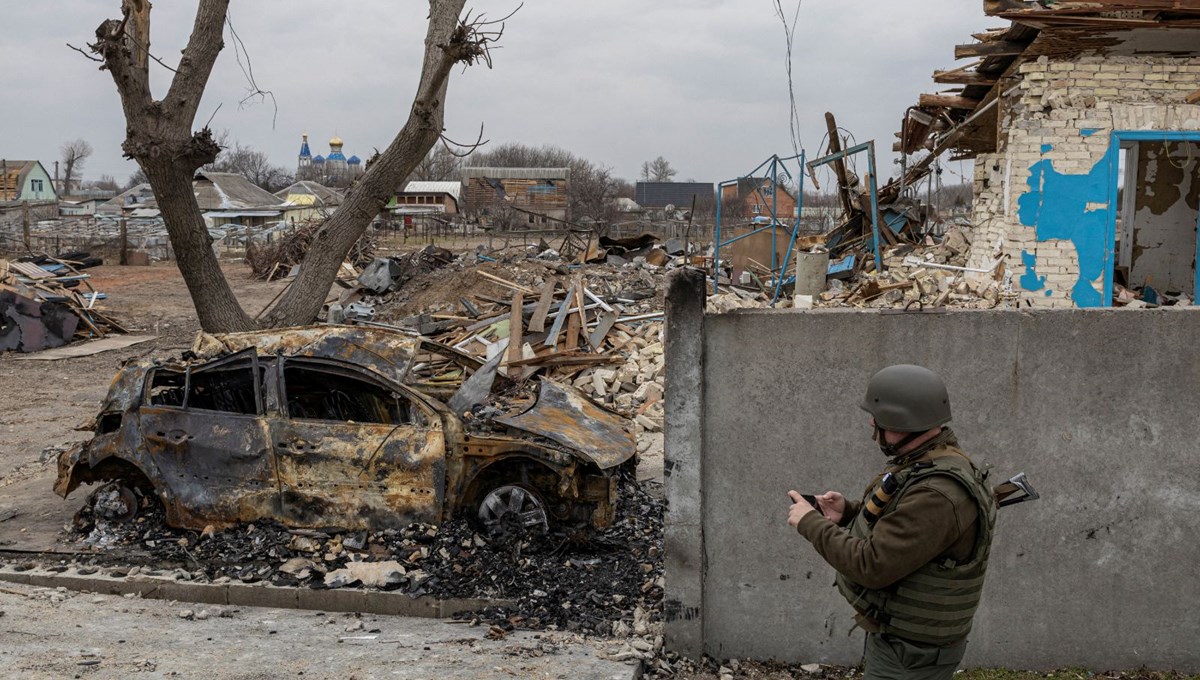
[494,380,636,470]
[272,421,446,530]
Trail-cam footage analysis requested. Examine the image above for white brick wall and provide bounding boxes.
[969,54,1200,308]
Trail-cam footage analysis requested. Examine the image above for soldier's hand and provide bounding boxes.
[787,490,814,528]
[816,491,846,524]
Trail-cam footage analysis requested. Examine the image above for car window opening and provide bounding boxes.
[284,364,412,425]
[188,361,260,415]
[148,369,186,407]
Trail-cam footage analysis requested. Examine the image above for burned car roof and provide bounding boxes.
[191,325,420,386]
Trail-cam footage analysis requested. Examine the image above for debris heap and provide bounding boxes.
[60,473,664,638]
[0,254,124,352]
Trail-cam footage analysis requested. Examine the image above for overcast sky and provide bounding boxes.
[1,1,994,189]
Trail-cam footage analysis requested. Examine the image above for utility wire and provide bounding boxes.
[771,0,805,159]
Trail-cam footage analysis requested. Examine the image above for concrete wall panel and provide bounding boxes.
[671,305,1200,670]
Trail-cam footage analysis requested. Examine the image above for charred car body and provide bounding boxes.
[55,326,635,533]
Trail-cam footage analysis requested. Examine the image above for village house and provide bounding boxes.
[0,160,58,205]
[900,0,1200,309]
[389,181,461,218]
[719,177,798,220]
[275,180,342,224]
[462,167,570,226]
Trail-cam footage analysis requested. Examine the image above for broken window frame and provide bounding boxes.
[1105,130,1200,305]
[144,349,263,416]
[278,356,430,427]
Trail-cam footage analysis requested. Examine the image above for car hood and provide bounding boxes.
[495,379,635,470]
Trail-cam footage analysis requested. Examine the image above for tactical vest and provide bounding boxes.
[835,447,997,646]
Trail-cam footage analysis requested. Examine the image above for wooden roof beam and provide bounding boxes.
[933,70,999,86]
[954,41,1028,58]
[919,93,983,110]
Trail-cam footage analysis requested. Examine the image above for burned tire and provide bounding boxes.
[477,484,549,535]
[88,482,139,523]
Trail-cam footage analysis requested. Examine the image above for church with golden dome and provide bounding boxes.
[296,133,364,188]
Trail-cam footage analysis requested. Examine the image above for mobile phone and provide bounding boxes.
[794,493,826,517]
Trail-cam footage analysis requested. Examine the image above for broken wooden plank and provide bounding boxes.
[507,292,524,367]
[588,310,619,351]
[953,40,1026,59]
[507,352,622,369]
[544,282,575,348]
[528,281,557,333]
[573,280,589,349]
[918,93,982,110]
[477,270,535,295]
[565,313,581,351]
[933,69,997,87]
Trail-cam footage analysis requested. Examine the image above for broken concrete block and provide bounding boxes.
[323,560,407,589]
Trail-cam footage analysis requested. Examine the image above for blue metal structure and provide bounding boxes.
[806,141,884,274]
[713,154,806,300]
[1105,130,1200,306]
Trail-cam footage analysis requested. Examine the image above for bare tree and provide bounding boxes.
[411,144,463,182]
[85,0,502,332]
[640,156,676,182]
[204,140,293,192]
[124,167,148,191]
[60,139,94,195]
[88,174,121,192]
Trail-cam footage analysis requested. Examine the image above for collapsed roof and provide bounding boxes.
[898,0,1200,160]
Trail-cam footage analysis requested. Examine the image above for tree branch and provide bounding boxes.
[163,0,231,124]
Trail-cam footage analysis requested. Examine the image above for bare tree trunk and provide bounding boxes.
[92,0,485,332]
[95,0,255,331]
[261,0,469,327]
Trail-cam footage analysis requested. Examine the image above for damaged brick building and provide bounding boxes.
[902,1,1200,308]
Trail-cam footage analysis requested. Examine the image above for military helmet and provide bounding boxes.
[860,364,951,432]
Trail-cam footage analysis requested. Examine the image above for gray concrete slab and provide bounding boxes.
[0,581,641,679]
[665,303,1200,670]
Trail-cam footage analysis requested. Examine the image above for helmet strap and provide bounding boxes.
[875,425,925,459]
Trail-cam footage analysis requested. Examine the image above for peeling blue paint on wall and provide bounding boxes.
[1016,147,1114,308]
[1041,144,1053,154]
[1020,250,1046,291]
[1080,128,1100,137]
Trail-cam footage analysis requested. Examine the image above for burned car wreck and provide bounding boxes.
[55,326,636,533]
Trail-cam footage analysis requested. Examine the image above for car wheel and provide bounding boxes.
[477,484,549,535]
[89,482,139,523]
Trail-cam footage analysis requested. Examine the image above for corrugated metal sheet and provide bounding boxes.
[402,181,462,201]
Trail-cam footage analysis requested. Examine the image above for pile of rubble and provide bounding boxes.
[325,241,694,448]
[805,227,1012,310]
[57,473,664,639]
[0,253,125,352]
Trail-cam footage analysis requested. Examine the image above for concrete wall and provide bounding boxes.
[664,274,1200,670]
[966,54,1200,308]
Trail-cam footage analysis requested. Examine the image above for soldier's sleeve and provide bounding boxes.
[795,480,967,589]
[839,499,862,528]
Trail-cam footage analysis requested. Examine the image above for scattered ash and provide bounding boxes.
[59,473,664,638]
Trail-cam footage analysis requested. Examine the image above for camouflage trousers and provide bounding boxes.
[862,633,968,680]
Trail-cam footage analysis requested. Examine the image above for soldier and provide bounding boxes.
[787,365,997,680]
